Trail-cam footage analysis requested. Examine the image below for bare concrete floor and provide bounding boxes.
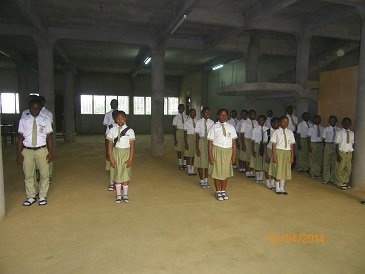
[1,135,365,274]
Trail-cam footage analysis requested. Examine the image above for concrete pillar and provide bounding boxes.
[0,114,5,220]
[150,44,165,156]
[246,30,260,83]
[352,10,365,190]
[63,70,75,143]
[296,35,311,86]
[296,96,309,118]
[17,67,29,112]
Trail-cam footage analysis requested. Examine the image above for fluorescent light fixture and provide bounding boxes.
[212,64,223,70]
[0,49,10,58]
[144,57,151,65]
[171,15,187,35]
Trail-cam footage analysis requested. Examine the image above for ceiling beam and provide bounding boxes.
[312,24,361,40]
[0,23,34,37]
[321,0,365,7]
[186,8,244,27]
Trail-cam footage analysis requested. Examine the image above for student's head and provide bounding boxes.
[313,115,321,125]
[257,115,266,126]
[217,109,228,123]
[28,94,38,103]
[302,112,310,122]
[271,117,280,130]
[248,109,256,120]
[178,104,185,114]
[112,110,118,121]
[189,108,196,119]
[28,97,42,117]
[241,109,248,120]
[286,105,294,115]
[201,107,210,120]
[341,117,351,130]
[279,116,289,129]
[115,111,127,127]
[39,96,46,107]
[328,115,337,127]
[230,110,237,119]
[110,99,118,110]
[266,110,273,118]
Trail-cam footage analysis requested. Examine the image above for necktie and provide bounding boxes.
[251,120,254,129]
[220,123,226,137]
[117,126,122,142]
[290,115,295,126]
[204,120,208,138]
[346,131,350,144]
[283,129,287,149]
[317,125,320,138]
[181,113,185,124]
[332,127,336,142]
[261,126,264,143]
[32,117,37,146]
[193,119,196,128]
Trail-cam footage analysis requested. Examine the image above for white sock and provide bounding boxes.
[266,179,271,188]
[239,168,243,172]
[183,160,187,165]
[204,178,208,182]
[259,171,264,181]
[109,180,114,186]
[242,168,246,172]
[245,171,250,177]
[191,166,195,173]
[271,179,275,188]
[279,180,285,192]
[256,172,260,180]
[250,170,254,176]
[123,185,129,196]
[187,165,191,173]
[200,180,204,184]
[116,184,122,196]
[178,159,182,165]
[275,181,280,192]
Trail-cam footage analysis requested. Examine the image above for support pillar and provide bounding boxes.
[246,30,260,83]
[150,45,165,156]
[295,35,311,86]
[63,70,75,143]
[17,66,29,112]
[0,118,5,220]
[352,9,365,190]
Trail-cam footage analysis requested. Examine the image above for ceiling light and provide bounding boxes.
[212,64,223,70]
[144,57,151,65]
[0,49,10,58]
[336,49,345,57]
[171,15,187,35]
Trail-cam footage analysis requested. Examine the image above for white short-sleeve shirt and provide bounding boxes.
[286,114,298,132]
[335,128,354,152]
[184,118,197,134]
[18,114,53,147]
[264,117,271,129]
[308,125,324,142]
[195,118,214,137]
[263,127,275,149]
[251,126,268,144]
[207,122,238,148]
[105,122,117,136]
[227,118,239,129]
[106,124,135,149]
[322,126,341,143]
[240,119,258,139]
[103,109,116,126]
[271,127,296,150]
[172,113,189,130]
[297,120,313,138]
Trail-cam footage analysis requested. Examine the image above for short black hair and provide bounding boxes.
[271,117,279,124]
[257,115,266,120]
[201,107,210,113]
[115,110,126,118]
[217,108,228,116]
[280,115,288,122]
[29,97,42,107]
[241,109,248,114]
[189,108,196,114]
[342,117,351,124]
[248,109,256,114]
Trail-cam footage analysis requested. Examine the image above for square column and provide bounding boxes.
[63,70,76,143]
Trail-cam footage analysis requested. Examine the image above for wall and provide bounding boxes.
[180,72,203,118]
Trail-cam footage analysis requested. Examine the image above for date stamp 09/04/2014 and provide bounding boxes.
[268,233,325,245]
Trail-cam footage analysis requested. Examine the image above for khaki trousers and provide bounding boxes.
[335,151,352,186]
[323,143,336,182]
[309,142,324,176]
[297,138,309,172]
[22,147,49,198]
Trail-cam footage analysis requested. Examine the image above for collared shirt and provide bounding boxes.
[263,127,275,149]
[240,119,258,139]
[286,114,298,132]
[227,118,239,129]
[271,127,296,150]
[172,113,189,130]
[264,117,271,129]
[18,114,53,147]
[335,128,354,152]
[184,118,198,134]
[105,122,117,136]
[106,124,135,149]
[235,119,246,133]
[21,108,53,123]
[308,125,324,142]
[103,109,117,126]
[297,120,313,138]
[251,126,268,144]
[195,118,214,137]
[207,122,238,148]
[322,126,341,143]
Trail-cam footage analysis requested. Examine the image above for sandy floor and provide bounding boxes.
[0,135,365,274]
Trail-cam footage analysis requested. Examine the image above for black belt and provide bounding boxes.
[340,151,352,154]
[24,145,46,150]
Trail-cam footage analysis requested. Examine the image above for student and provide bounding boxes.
[307,115,324,179]
[227,109,239,169]
[263,117,280,190]
[269,116,295,195]
[322,115,341,184]
[296,112,313,174]
[103,99,118,189]
[208,109,237,201]
[17,97,53,206]
[195,107,214,188]
[265,110,273,129]
[237,109,248,173]
[106,110,118,191]
[107,111,135,203]
[286,105,298,133]
[184,108,198,175]
[240,109,258,178]
[250,115,267,183]
[173,104,189,170]
[335,117,354,190]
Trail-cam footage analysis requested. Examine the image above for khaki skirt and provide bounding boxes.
[110,147,132,183]
[239,138,252,161]
[250,143,264,171]
[184,134,196,157]
[263,148,272,173]
[269,149,292,180]
[194,137,209,169]
[105,159,110,171]
[208,145,234,180]
[174,129,185,152]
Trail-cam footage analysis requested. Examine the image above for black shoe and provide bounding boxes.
[281,192,288,195]
[276,191,282,195]
[179,165,184,170]
[360,201,365,205]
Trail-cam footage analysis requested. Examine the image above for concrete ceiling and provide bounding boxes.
[0,0,363,78]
